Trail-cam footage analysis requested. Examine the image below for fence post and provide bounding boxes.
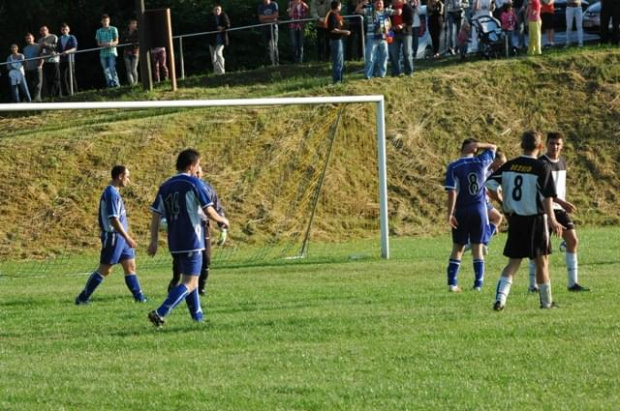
[179,36,185,80]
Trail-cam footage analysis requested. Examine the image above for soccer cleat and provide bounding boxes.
[528,286,539,293]
[134,294,148,303]
[540,301,559,309]
[148,310,165,327]
[74,296,90,305]
[493,301,504,311]
[473,286,482,291]
[568,283,590,292]
[559,240,567,252]
[198,289,206,296]
[448,285,462,293]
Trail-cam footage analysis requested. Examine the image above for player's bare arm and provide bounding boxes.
[554,197,576,213]
[543,197,564,237]
[111,217,137,248]
[205,206,229,229]
[147,212,160,256]
[446,190,458,229]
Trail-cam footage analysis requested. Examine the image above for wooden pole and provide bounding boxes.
[135,0,153,91]
[165,8,177,91]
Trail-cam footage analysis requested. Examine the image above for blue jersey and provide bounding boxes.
[445,149,495,208]
[98,185,128,233]
[151,173,213,253]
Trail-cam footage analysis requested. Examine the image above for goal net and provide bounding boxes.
[0,97,388,278]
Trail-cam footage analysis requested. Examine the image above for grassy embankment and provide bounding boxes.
[0,47,618,260]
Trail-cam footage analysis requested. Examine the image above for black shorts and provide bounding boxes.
[541,13,554,31]
[504,214,551,259]
[554,209,575,230]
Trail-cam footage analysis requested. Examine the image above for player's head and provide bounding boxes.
[546,131,564,158]
[111,165,130,187]
[520,130,543,153]
[460,138,478,154]
[331,1,341,10]
[176,148,201,173]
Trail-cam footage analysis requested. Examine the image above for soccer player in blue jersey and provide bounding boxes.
[147,149,229,327]
[486,131,564,310]
[445,138,497,292]
[167,165,226,296]
[75,165,147,304]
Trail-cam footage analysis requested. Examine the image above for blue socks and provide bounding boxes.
[124,274,145,301]
[185,289,203,322]
[77,271,104,302]
[447,259,461,286]
[473,259,485,288]
[156,284,189,318]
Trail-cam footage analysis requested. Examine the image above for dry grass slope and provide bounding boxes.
[0,48,618,260]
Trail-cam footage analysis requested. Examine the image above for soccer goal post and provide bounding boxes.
[0,95,390,259]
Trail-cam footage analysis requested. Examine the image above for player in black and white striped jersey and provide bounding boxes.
[527,132,589,293]
[485,131,564,310]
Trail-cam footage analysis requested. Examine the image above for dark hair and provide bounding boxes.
[101,14,110,19]
[461,138,478,150]
[331,1,341,9]
[61,23,69,29]
[176,149,201,172]
[521,130,542,151]
[25,32,35,38]
[111,165,127,179]
[546,131,564,142]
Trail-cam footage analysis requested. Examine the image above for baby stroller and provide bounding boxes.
[471,15,505,59]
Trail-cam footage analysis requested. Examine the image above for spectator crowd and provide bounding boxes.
[2,0,619,102]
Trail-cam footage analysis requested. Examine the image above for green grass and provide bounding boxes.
[1,227,619,410]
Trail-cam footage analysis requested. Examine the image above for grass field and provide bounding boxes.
[1,227,619,410]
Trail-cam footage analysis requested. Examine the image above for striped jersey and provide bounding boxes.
[540,155,567,210]
[151,173,213,253]
[445,149,496,208]
[98,185,128,233]
[485,155,556,216]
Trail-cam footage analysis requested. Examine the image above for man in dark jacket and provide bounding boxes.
[206,4,231,74]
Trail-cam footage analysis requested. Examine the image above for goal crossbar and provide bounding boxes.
[0,95,390,259]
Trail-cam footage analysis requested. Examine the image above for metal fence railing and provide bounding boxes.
[0,15,365,98]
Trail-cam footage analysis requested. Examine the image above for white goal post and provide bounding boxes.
[0,95,390,258]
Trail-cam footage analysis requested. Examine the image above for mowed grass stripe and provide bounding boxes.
[1,227,619,410]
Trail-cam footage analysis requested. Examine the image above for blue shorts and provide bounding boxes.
[100,232,135,265]
[452,204,488,245]
[172,251,203,276]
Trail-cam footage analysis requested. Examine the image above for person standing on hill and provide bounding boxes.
[526,0,542,55]
[312,0,333,61]
[485,131,564,311]
[258,0,280,66]
[148,149,230,327]
[23,33,42,102]
[75,166,147,305]
[527,132,590,293]
[327,0,351,83]
[122,19,140,85]
[58,23,78,96]
[38,26,61,98]
[445,139,497,293]
[206,4,231,74]
[96,14,120,88]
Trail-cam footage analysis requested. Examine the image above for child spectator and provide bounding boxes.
[527,0,542,55]
[6,44,31,103]
[457,19,471,60]
[501,3,518,54]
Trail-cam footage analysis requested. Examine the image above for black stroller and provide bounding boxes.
[471,15,505,59]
